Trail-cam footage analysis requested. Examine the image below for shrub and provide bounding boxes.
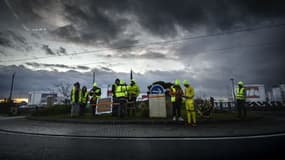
[31,104,71,116]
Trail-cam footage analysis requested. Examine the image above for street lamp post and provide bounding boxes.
[8,72,16,102]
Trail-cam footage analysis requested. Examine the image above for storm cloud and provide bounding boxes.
[0,0,285,98]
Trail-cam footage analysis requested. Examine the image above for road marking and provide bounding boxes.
[0,116,26,120]
[0,129,285,141]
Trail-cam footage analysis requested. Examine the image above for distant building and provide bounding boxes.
[271,85,283,102]
[280,84,285,102]
[28,91,59,106]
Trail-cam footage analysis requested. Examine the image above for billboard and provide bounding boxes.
[236,84,266,102]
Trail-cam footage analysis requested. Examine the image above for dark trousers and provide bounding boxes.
[173,100,182,117]
[92,107,96,116]
[237,100,246,118]
[112,97,118,117]
[79,103,86,116]
[90,103,96,116]
[118,98,126,118]
[127,96,136,116]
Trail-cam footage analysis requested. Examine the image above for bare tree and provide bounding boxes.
[54,81,72,98]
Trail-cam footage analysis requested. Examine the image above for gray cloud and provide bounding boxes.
[41,45,56,55]
[41,45,68,56]
[77,65,90,70]
[4,0,285,39]
[25,62,90,71]
[0,33,12,47]
[1,0,285,99]
[26,62,75,69]
[0,30,31,51]
[58,47,67,55]
[140,52,167,59]
[107,51,168,59]
[0,65,130,97]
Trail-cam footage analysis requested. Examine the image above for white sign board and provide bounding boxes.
[149,94,166,118]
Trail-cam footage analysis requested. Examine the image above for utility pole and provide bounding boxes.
[130,69,133,80]
[9,72,16,102]
[92,71,95,83]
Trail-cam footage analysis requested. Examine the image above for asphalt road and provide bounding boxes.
[0,132,284,160]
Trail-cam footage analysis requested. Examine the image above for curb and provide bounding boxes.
[1,128,285,140]
[26,115,263,125]
[26,116,185,125]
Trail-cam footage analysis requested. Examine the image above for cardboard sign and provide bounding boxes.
[96,98,112,115]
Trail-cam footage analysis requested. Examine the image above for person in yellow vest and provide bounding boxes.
[79,86,89,116]
[127,79,140,116]
[115,80,128,118]
[183,80,196,127]
[112,78,120,117]
[89,82,101,116]
[70,82,80,117]
[170,79,184,121]
[236,81,246,119]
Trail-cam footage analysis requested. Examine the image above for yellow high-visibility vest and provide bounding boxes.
[71,87,81,103]
[170,86,176,102]
[115,85,127,98]
[127,84,140,97]
[80,91,89,103]
[236,87,245,100]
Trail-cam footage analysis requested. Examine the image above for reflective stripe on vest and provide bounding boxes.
[237,88,245,100]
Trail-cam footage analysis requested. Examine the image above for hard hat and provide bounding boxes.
[175,79,180,85]
[120,80,125,85]
[238,81,244,85]
[93,82,97,87]
[183,80,189,85]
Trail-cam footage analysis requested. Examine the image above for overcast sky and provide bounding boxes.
[0,0,285,98]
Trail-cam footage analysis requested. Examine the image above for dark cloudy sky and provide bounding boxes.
[0,0,285,98]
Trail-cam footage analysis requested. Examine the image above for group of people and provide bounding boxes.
[70,82,101,117]
[70,79,140,118]
[169,79,196,127]
[111,78,140,117]
[168,79,247,127]
[70,78,247,126]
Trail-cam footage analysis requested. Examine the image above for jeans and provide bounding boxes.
[71,102,79,116]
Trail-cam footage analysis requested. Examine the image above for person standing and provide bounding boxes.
[127,79,140,116]
[79,86,89,116]
[183,80,196,127]
[115,80,127,118]
[89,82,101,116]
[112,78,120,117]
[236,81,246,119]
[70,82,80,117]
[170,79,184,121]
